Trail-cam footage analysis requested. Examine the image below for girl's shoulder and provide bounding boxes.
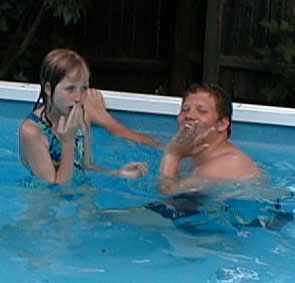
[21,117,43,140]
[21,111,44,139]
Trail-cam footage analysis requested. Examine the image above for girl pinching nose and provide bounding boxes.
[19,48,148,184]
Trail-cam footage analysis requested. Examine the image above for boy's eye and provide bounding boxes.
[181,105,189,112]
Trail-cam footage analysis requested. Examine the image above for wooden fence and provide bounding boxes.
[204,0,295,106]
[78,0,294,106]
[2,0,293,106]
[80,0,177,94]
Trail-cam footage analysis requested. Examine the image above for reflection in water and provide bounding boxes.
[0,179,101,268]
[0,119,295,281]
[97,176,295,282]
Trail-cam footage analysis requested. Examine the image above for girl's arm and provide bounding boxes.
[82,123,148,178]
[84,89,160,146]
[20,121,75,183]
[20,104,81,183]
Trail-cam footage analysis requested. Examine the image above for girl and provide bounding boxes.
[19,49,148,184]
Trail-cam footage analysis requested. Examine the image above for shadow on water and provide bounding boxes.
[0,117,295,281]
[0,157,295,282]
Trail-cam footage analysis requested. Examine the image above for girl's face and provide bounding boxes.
[50,67,90,116]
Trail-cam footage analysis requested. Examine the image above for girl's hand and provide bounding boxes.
[56,103,82,143]
[84,89,107,124]
[118,162,149,178]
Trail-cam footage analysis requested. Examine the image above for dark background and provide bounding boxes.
[0,0,294,106]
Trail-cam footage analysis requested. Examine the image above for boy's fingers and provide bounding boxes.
[192,144,209,155]
[193,126,215,145]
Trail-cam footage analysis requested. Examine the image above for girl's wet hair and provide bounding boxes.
[33,49,90,125]
[183,83,233,137]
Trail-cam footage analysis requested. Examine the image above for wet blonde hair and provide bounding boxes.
[34,49,90,125]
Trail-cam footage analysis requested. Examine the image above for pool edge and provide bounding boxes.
[1,80,295,126]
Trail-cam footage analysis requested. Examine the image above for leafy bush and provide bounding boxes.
[254,20,295,106]
[0,0,88,80]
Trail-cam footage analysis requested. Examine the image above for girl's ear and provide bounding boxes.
[216,117,230,133]
[44,82,51,96]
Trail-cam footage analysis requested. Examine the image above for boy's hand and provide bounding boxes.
[167,122,215,158]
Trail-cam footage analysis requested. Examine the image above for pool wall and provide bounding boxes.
[1,80,295,126]
[1,80,295,147]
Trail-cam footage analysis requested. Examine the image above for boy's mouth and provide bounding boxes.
[184,123,192,129]
[183,121,199,129]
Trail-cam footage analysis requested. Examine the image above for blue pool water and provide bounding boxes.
[0,100,295,283]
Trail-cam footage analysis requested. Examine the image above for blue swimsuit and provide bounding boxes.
[24,113,88,187]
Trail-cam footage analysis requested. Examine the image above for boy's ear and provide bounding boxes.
[216,117,230,133]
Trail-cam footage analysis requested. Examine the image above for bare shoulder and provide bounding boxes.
[224,149,259,172]
[198,144,260,179]
[20,118,49,150]
[19,118,47,166]
[20,118,42,140]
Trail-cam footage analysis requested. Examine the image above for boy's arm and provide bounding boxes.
[160,124,212,195]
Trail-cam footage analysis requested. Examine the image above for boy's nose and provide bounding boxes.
[185,110,198,120]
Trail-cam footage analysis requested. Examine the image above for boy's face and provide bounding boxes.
[177,91,220,129]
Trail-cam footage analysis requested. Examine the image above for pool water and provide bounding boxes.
[0,100,295,283]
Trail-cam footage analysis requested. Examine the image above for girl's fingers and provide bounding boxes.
[57,116,66,133]
[135,162,149,173]
[124,162,149,175]
[65,103,77,127]
[66,103,82,128]
[73,102,83,126]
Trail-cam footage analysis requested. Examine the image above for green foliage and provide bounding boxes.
[46,0,88,25]
[0,0,88,80]
[275,39,295,63]
[0,0,87,30]
[0,1,25,32]
[255,20,295,106]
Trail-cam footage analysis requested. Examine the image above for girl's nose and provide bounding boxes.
[73,89,84,102]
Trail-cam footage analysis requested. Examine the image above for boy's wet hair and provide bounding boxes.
[183,83,233,137]
[33,49,90,125]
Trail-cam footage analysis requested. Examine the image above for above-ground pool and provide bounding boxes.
[0,81,295,283]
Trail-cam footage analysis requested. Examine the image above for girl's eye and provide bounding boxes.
[64,85,89,92]
[81,85,89,92]
[65,86,75,92]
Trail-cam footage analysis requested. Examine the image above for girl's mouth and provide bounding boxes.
[68,105,74,112]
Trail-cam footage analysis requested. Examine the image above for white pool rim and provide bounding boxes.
[1,80,294,126]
